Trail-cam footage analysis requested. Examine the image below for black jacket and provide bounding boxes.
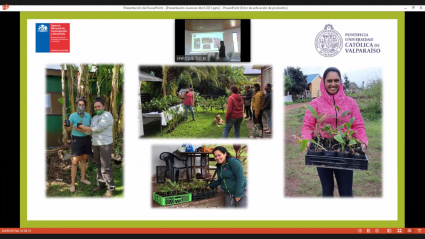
[242,90,253,105]
[264,90,272,110]
[219,45,226,57]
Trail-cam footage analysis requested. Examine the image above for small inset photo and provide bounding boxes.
[175,19,251,62]
[151,144,248,208]
[138,65,272,139]
[46,64,124,198]
[284,66,382,198]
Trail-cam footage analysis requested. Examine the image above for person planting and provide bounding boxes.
[301,67,368,197]
[222,85,244,138]
[76,97,116,197]
[209,146,247,208]
[64,97,92,193]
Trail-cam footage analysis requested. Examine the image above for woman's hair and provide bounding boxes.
[186,85,190,90]
[245,85,250,89]
[253,83,260,90]
[94,97,105,106]
[230,85,238,94]
[212,146,232,160]
[76,97,87,106]
[323,67,341,80]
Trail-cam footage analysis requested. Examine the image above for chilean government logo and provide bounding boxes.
[315,24,343,57]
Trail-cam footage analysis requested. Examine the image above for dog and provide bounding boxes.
[214,114,224,127]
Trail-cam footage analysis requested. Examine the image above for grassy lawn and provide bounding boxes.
[142,107,250,138]
[46,159,124,198]
[284,107,382,197]
[284,98,313,106]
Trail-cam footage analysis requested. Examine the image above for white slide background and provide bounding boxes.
[27,19,398,221]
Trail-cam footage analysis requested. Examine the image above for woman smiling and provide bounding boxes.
[209,146,248,208]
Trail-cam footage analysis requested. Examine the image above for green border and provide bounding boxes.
[20,11,405,228]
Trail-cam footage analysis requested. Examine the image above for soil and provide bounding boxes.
[284,102,310,111]
[48,155,72,183]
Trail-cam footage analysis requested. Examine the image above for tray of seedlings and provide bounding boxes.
[296,105,368,171]
[187,178,216,201]
[153,179,192,206]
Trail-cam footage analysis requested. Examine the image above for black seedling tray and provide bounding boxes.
[191,190,216,201]
[305,152,368,171]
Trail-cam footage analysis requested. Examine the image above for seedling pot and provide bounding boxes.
[324,151,337,157]
[307,150,323,156]
[352,153,365,159]
[337,151,351,158]
[77,123,82,127]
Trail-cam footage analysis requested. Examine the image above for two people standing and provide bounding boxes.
[65,97,116,197]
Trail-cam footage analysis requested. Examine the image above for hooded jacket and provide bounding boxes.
[209,157,247,198]
[301,76,368,146]
[252,90,265,117]
[225,93,244,122]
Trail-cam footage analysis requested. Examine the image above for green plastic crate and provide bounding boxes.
[153,191,192,206]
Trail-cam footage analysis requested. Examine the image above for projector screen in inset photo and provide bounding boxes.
[175,19,251,62]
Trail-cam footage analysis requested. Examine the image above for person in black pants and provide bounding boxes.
[219,41,226,61]
[317,168,353,197]
[242,85,253,120]
[251,83,265,131]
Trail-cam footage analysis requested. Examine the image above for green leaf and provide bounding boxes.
[348,139,356,145]
[341,110,350,117]
[349,117,355,126]
[334,135,345,144]
[301,139,309,151]
[57,98,64,105]
[334,105,341,111]
[305,104,318,120]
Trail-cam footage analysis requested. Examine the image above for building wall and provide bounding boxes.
[262,67,272,87]
[185,28,241,60]
[46,75,63,147]
[311,76,322,98]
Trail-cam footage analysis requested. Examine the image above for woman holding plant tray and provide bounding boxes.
[64,97,92,193]
[301,67,368,197]
[179,85,196,122]
[209,146,247,208]
[76,97,116,197]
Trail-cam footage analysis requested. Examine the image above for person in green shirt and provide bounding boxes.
[209,146,248,208]
[64,97,92,193]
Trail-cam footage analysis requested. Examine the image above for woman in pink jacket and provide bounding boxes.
[302,67,368,197]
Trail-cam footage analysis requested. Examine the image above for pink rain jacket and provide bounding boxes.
[301,77,368,146]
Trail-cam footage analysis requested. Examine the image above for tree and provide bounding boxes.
[284,67,308,100]
[80,64,93,116]
[343,73,350,91]
[284,75,293,95]
[111,64,120,145]
[66,64,76,113]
